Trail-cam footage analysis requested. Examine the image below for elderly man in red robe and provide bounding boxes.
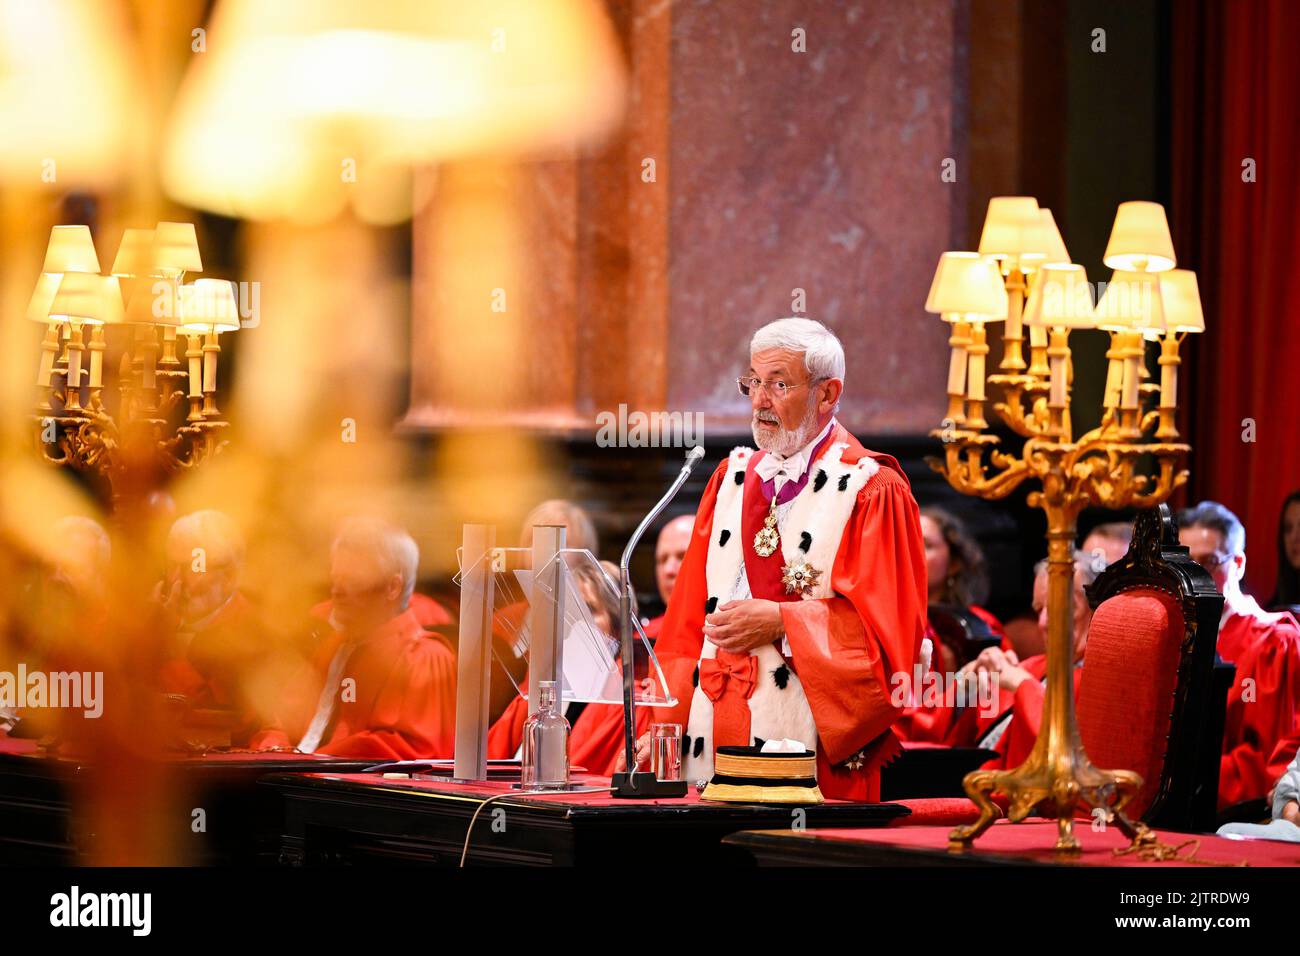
[252,518,456,759]
[642,318,927,801]
[956,553,1097,767]
[1178,501,1300,808]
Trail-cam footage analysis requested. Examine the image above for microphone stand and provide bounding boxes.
[610,445,704,798]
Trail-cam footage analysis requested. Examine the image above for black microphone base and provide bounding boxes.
[609,771,689,799]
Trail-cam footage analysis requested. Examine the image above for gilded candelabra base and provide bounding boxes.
[930,392,1188,853]
[948,717,1149,853]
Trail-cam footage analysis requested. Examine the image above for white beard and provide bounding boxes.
[751,401,821,457]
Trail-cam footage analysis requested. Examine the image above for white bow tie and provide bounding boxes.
[754,448,810,488]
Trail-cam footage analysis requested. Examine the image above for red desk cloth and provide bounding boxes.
[0,737,38,756]
[301,772,870,809]
[784,818,1300,866]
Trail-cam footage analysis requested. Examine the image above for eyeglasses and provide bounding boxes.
[736,376,821,399]
[1194,551,1233,572]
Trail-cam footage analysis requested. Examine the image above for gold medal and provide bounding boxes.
[781,556,822,596]
[752,497,780,558]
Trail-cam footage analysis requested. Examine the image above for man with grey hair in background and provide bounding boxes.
[1178,500,1300,808]
[951,551,1100,767]
[645,317,928,801]
[251,517,456,759]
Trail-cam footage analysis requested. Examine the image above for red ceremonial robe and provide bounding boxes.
[1216,598,1300,807]
[158,591,269,745]
[654,422,928,801]
[969,655,1086,770]
[251,607,457,759]
[487,668,655,773]
[893,605,1007,744]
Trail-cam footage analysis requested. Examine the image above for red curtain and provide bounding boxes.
[1172,0,1300,599]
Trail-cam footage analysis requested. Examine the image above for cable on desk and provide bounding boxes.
[459,787,617,867]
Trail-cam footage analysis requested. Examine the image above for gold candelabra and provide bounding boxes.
[27,224,243,505]
[926,199,1203,852]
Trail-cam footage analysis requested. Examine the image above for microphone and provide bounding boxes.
[611,445,706,798]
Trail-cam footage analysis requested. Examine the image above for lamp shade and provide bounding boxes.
[1102,201,1176,272]
[1157,269,1205,334]
[179,279,241,333]
[125,278,183,327]
[1022,263,1095,329]
[925,252,1007,321]
[150,221,202,276]
[977,196,1040,260]
[1019,208,1070,268]
[40,225,101,274]
[49,273,125,325]
[25,271,64,323]
[1095,270,1165,335]
[111,228,156,276]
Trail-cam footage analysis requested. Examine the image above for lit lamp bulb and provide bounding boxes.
[179,280,241,421]
[1022,263,1095,440]
[977,196,1040,375]
[925,252,1008,431]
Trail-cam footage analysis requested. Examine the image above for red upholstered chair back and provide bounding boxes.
[1077,586,1185,821]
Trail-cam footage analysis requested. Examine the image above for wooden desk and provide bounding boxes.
[0,741,375,865]
[724,818,1300,867]
[266,771,910,866]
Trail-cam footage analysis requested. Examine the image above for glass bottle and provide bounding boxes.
[520,680,570,790]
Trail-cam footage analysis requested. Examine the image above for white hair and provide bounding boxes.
[53,515,111,567]
[749,318,846,385]
[167,510,245,568]
[1033,551,1101,589]
[332,517,419,609]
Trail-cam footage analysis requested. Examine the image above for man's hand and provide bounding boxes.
[1283,800,1300,826]
[704,599,784,653]
[963,646,1032,693]
[613,731,652,773]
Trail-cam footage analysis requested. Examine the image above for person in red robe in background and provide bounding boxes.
[894,506,1003,743]
[1,516,113,741]
[626,319,928,801]
[155,510,269,747]
[486,499,600,726]
[487,558,654,771]
[1178,501,1300,808]
[251,517,456,759]
[643,515,694,640]
[943,553,1098,768]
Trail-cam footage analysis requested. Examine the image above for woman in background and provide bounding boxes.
[1270,490,1300,611]
[894,507,1004,743]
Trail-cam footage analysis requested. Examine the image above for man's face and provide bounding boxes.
[172,561,237,625]
[747,348,832,456]
[1033,568,1093,662]
[654,516,694,605]
[1178,525,1242,594]
[329,548,400,636]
